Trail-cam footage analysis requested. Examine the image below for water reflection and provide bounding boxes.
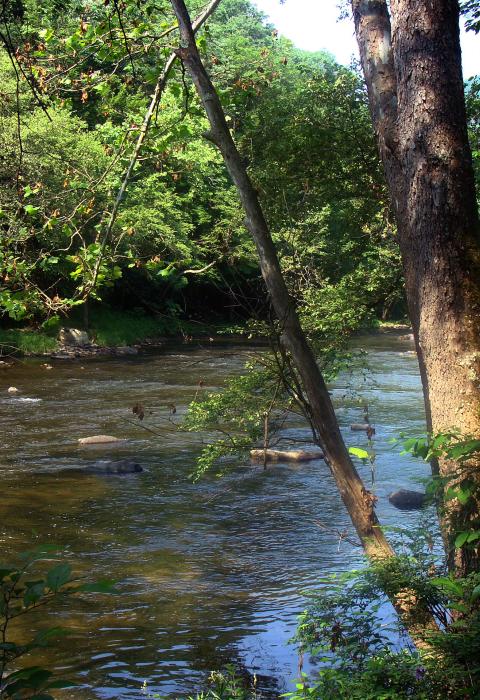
[0,334,428,698]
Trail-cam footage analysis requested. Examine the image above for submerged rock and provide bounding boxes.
[78,435,124,445]
[351,423,371,431]
[85,459,143,475]
[389,489,426,510]
[250,448,324,463]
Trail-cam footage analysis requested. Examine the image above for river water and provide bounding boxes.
[0,332,428,698]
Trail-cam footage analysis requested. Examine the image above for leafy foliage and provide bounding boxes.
[461,0,480,33]
[184,326,363,478]
[184,356,291,478]
[293,530,480,699]
[466,76,480,195]
[0,0,406,330]
[143,664,260,699]
[0,545,117,699]
[400,431,480,559]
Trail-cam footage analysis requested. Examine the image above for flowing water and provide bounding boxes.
[0,332,429,698]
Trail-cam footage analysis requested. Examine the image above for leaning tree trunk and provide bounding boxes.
[168,0,446,646]
[353,0,480,573]
[169,0,392,561]
[169,0,444,645]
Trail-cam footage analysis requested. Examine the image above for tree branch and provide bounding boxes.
[88,0,223,294]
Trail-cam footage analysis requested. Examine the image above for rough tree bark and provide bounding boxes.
[352,0,480,572]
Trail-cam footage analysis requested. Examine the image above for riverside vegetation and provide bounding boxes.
[1,0,480,698]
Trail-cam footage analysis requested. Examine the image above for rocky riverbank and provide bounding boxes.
[1,320,413,361]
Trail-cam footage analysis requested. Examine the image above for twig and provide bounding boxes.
[313,519,361,549]
[183,260,217,274]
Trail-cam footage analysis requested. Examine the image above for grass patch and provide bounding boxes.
[76,307,244,346]
[0,307,248,355]
[0,328,58,355]
[84,307,176,346]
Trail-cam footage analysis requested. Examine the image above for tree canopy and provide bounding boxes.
[0,0,403,331]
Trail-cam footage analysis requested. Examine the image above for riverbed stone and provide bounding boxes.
[388,489,426,510]
[115,346,138,356]
[59,327,90,347]
[85,459,143,475]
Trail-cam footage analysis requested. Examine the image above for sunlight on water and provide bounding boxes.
[0,333,428,698]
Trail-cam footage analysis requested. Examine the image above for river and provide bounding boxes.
[0,331,428,698]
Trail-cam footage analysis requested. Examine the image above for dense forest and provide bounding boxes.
[0,0,405,340]
[1,0,480,698]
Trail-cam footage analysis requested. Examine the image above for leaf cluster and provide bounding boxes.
[0,545,117,699]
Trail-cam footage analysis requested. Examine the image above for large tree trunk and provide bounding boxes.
[353,0,480,572]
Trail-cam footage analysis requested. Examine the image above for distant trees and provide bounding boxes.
[0,0,400,327]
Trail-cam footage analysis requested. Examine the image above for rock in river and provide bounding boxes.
[389,489,426,510]
[85,459,143,475]
[78,435,124,445]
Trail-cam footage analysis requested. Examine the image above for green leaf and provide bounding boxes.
[454,531,470,548]
[76,579,119,594]
[447,439,480,460]
[3,666,53,692]
[348,447,369,460]
[46,563,72,591]
[23,581,46,607]
[402,438,420,451]
[31,627,69,647]
[471,584,480,602]
[24,204,39,216]
[457,488,472,505]
[466,531,480,543]
[20,544,63,563]
[431,576,465,596]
